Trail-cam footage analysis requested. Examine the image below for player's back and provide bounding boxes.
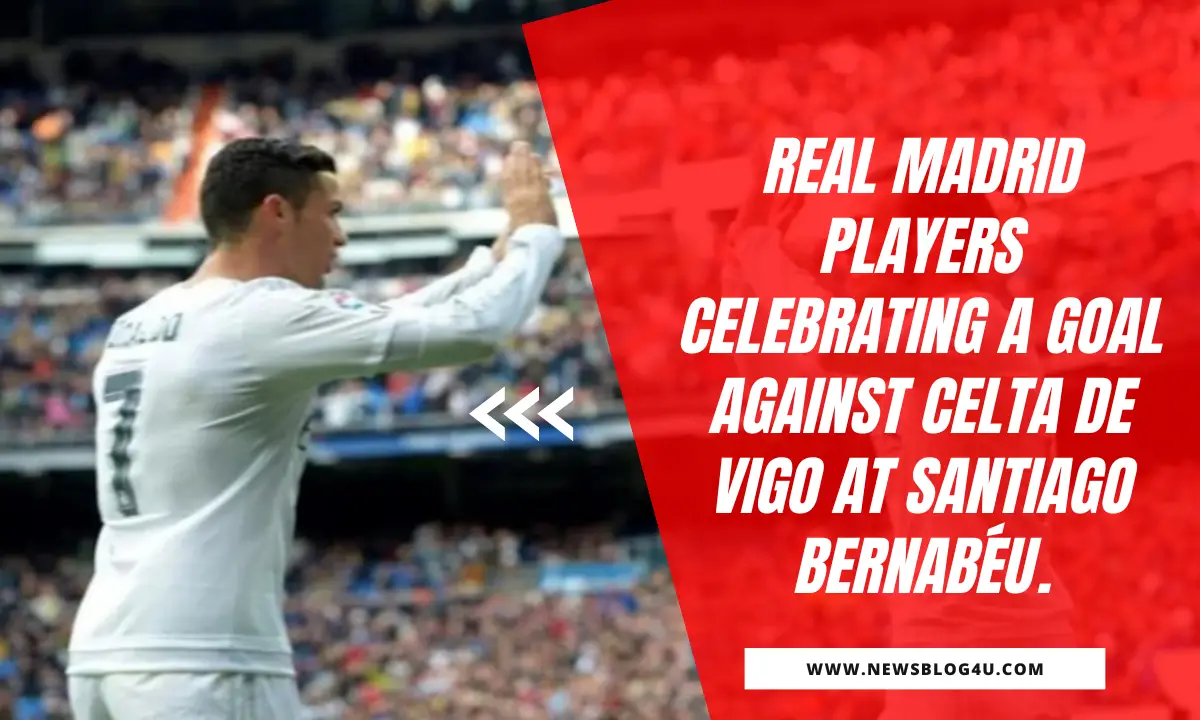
[69,278,313,677]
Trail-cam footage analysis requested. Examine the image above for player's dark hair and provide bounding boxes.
[199,138,337,244]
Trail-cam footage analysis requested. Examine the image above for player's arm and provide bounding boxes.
[385,240,503,309]
[244,142,560,388]
[244,223,563,387]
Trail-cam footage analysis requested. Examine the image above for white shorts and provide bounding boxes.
[68,673,304,720]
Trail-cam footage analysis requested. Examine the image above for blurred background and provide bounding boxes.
[1,0,1200,717]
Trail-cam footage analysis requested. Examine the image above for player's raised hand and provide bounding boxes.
[500,141,557,231]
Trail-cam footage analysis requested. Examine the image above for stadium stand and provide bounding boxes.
[2,0,1200,717]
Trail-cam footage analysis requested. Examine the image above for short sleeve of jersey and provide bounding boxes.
[239,279,397,388]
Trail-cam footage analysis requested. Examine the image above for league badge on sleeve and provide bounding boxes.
[328,290,370,312]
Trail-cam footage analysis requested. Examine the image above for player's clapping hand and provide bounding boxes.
[500,141,557,233]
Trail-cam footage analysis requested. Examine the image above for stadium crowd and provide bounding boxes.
[2,462,1200,719]
[0,525,707,720]
[0,53,195,228]
[211,70,557,215]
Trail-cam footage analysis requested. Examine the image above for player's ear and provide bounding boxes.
[260,194,295,224]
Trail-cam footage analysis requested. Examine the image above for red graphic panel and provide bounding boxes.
[526,1,1200,718]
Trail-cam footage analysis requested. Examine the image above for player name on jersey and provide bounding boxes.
[105,313,184,349]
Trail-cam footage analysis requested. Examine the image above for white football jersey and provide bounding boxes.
[68,225,564,676]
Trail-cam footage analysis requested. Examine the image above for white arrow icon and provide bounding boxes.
[469,387,576,441]
[539,387,574,440]
[504,387,541,440]
[470,388,507,440]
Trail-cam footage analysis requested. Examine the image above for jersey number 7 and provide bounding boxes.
[102,370,143,517]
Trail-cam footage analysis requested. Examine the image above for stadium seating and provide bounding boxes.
[3,460,1200,718]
